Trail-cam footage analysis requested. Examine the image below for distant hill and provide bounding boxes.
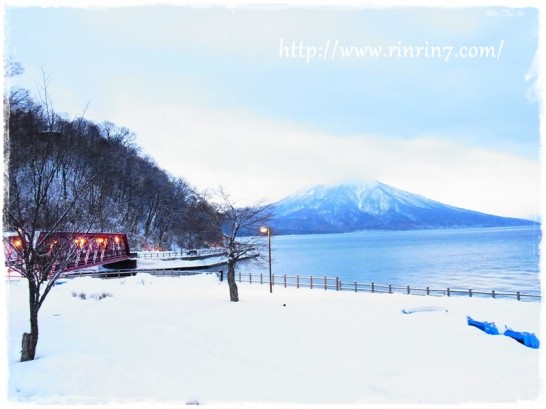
[5,89,220,250]
[269,181,537,234]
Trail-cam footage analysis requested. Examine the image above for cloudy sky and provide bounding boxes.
[3,0,542,219]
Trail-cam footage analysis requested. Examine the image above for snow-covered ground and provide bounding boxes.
[3,273,543,407]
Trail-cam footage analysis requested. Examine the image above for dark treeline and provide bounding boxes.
[5,88,221,250]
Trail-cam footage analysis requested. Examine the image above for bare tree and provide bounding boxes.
[214,188,272,302]
[4,60,24,78]
[3,60,29,109]
[4,90,97,361]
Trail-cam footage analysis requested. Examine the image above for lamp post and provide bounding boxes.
[260,226,272,293]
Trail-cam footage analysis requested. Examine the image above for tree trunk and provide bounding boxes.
[21,307,39,362]
[227,259,239,302]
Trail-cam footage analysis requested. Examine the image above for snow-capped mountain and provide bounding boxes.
[270,181,537,234]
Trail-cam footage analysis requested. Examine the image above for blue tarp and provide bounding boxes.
[467,317,540,349]
[467,316,500,335]
[504,327,540,349]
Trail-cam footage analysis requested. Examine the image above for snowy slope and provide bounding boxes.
[5,274,541,405]
[271,181,536,234]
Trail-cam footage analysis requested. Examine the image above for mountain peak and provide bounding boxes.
[270,182,536,234]
[284,180,378,201]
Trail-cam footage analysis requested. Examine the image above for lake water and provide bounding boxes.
[241,226,541,297]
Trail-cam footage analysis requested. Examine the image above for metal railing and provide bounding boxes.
[136,249,227,259]
[59,268,218,279]
[235,272,541,302]
[17,268,538,303]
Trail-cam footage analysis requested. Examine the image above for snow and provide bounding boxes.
[135,255,228,270]
[275,181,441,216]
[2,273,544,408]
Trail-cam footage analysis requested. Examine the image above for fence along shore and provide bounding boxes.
[233,271,541,302]
[6,248,539,302]
[9,266,537,303]
[126,251,542,302]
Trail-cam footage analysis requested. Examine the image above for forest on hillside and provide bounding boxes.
[4,85,222,250]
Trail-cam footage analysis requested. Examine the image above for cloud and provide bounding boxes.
[112,100,539,219]
[4,3,540,224]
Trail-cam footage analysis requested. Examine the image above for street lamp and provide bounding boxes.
[260,226,272,293]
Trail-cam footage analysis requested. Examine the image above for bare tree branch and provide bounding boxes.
[213,188,272,302]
